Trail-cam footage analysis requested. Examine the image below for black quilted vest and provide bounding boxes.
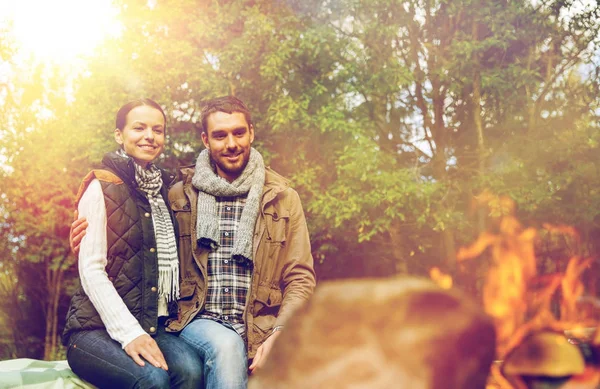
[62,152,176,345]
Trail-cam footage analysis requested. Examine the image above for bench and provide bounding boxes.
[0,359,95,389]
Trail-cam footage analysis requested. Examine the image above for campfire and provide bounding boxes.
[451,192,600,388]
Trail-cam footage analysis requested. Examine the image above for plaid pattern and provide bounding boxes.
[199,195,252,336]
[0,358,96,389]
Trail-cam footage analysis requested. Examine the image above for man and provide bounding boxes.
[71,96,316,389]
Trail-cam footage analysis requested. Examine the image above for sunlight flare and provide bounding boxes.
[1,0,122,64]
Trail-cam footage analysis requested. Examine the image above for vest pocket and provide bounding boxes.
[106,255,125,281]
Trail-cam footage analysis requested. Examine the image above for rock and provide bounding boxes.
[503,331,586,378]
[249,276,496,389]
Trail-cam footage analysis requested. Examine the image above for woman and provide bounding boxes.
[62,99,202,389]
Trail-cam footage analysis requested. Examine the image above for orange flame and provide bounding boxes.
[458,213,539,357]
[429,267,453,289]
[459,193,593,360]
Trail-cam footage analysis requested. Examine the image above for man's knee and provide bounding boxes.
[210,333,246,361]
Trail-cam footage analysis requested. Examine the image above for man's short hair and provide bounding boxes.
[199,96,252,133]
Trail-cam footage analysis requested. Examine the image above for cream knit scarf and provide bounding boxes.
[192,148,265,263]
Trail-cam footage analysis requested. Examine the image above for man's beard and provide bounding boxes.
[210,149,250,178]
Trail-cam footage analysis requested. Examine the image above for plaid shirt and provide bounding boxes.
[199,195,252,336]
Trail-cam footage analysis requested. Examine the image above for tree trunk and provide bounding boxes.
[389,221,408,274]
[43,255,68,360]
[472,19,486,235]
[51,269,64,358]
[43,267,54,360]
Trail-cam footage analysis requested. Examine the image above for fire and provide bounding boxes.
[456,211,540,356]
[561,256,592,323]
[429,267,452,289]
[450,191,598,388]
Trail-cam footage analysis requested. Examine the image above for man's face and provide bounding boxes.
[201,111,254,182]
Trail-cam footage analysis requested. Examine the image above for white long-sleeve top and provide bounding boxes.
[77,179,147,349]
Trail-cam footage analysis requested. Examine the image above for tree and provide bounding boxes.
[0,39,92,358]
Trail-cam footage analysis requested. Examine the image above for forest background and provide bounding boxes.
[1,0,599,361]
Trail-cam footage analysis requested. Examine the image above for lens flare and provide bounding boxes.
[1,0,122,64]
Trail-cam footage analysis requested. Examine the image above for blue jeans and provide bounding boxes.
[67,324,203,389]
[179,318,247,389]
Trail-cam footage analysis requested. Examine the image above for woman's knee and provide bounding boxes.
[169,357,203,388]
[133,366,170,389]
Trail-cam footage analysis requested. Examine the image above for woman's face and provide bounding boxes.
[114,105,165,167]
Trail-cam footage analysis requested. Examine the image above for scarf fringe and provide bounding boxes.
[158,265,180,302]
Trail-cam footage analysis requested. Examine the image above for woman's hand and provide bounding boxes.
[124,334,169,371]
[70,210,88,256]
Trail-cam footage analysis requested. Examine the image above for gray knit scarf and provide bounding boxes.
[192,148,265,263]
[117,149,180,303]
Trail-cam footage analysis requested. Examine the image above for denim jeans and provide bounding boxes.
[179,318,247,389]
[67,324,203,389]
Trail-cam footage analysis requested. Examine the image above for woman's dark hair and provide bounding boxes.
[115,98,167,131]
[200,96,252,133]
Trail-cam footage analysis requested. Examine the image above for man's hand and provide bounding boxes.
[124,334,169,370]
[249,330,281,374]
[70,210,88,256]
